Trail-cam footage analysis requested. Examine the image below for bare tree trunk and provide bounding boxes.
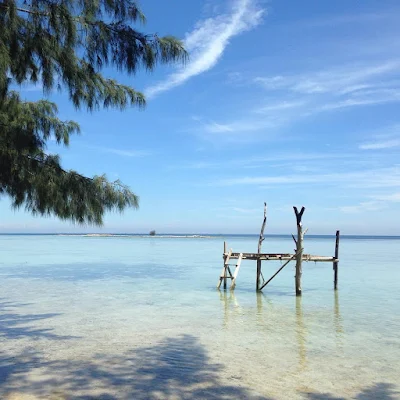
[256,202,267,291]
[293,206,305,296]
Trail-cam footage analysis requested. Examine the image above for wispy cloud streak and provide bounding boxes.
[359,125,400,150]
[146,0,264,98]
[255,61,400,96]
[201,60,400,137]
[212,166,400,189]
[90,146,152,157]
[360,139,400,150]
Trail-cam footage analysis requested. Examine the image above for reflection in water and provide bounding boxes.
[218,291,343,374]
[219,290,240,329]
[256,291,262,314]
[334,290,344,345]
[255,292,273,323]
[295,297,307,371]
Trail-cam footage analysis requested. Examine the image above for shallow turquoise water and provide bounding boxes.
[0,235,399,399]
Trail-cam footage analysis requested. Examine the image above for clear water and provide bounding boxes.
[0,235,399,399]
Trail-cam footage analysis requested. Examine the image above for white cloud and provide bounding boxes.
[90,146,152,157]
[212,166,400,189]
[360,139,400,150]
[253,60,400,118]
[359,125,400,150]
[204,122,235,133]
[371,192,400,202]
[105,148,152,157]
[318,89,400,111]
[203,118,277,134]
[146,0,264,98]
[201,60,400,138]
[340,190,400,213]
[177,152,357,170]
[255,100,306,113]
[255,61,400,96]
[231,207,260,214]
[339,201,386,213]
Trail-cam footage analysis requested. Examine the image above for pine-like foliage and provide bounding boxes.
[0,0,186,225]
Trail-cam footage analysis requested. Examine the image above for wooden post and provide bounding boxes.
[223,268,227,289]
[256,203,267,291]
[293,206,305,296]
[217,242,230,289]
[223,241,227,289]
[333,230,340,290]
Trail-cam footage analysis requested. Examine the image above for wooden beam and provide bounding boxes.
[225,252,336,261]
[217,248,232,289]
[230,253,243,290]
[259,252,298,291]
[333,230,340,290]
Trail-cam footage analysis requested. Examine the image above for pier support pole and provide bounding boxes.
[223,241,227,289]
[256,203,267,291]
[333,230,340,290]
[293,207,305,296]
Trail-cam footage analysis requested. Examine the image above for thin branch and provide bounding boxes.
[17,152,128,190]
[0,3,50,16]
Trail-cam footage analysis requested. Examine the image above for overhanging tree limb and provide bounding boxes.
[0,0,187,225]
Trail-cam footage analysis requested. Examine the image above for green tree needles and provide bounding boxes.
[0,0,186,225]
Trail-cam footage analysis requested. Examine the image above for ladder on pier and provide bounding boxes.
[217,250,243,290]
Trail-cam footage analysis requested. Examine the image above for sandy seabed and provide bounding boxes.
[1,235,399,399]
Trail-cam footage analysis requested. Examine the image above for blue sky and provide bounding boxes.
[2,0,400,234]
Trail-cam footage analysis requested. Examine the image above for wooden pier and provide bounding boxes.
[217,204,340,295]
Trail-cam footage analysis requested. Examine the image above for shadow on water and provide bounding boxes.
[0,295,398,399]
[0,262,187,282]
[0,335,270,399]
[0,299,79,340]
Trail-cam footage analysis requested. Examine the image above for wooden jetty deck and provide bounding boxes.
[217,204,340,295]
[226,252,337,262]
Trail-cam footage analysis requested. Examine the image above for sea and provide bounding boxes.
[0,234,399,399]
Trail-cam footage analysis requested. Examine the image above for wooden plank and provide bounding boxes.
[259,252,298,291]
[226,253,335,262]
[230,253,243,290]
[334,230,340,290]
[225,249,232,265]
[217,248,232,289]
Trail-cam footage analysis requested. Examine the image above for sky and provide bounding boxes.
[2,0,400,235]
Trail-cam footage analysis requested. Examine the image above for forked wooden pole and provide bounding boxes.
[293,206,305,296]
[333,230,340,290]
[256,203,267,291]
